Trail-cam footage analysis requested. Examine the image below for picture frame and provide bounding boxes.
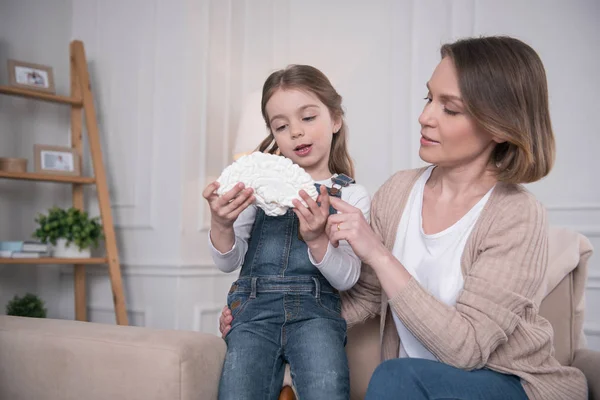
[7,59,56,94]
[34,145,80,176]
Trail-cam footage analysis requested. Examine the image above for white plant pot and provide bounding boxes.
[53,238,91,258]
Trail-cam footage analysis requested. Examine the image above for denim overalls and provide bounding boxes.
[218,184,349,400]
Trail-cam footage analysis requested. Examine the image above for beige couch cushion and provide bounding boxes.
[539,274,577,365]
[347,317,381,400]
[0,316,226,400]
[538,227,593,365]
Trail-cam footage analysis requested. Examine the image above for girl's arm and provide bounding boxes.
[203,181,255,273]
[208,205,256,272]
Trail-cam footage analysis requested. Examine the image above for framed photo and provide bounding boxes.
[7,59,56,94]
[34,145,80,176]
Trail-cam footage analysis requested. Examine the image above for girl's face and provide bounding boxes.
[265,88,341,180]
[418,57,501,169]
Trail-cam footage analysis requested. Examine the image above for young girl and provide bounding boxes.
[202,64,371,400]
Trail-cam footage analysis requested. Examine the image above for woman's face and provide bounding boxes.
[418,57,499,168]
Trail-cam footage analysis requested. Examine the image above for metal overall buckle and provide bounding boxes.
[329,173,355,196]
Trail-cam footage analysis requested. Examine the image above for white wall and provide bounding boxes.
[0,0,598,348]
[0,0,73,317]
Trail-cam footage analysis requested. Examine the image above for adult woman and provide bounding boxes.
[221,36,588,399]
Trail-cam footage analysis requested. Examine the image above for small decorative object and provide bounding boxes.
[34,144,80,176]
[0,157,28,173]
[33,206,103,258]
[6,293,47,318]
[216,152,318,217]
[7,59,56,94]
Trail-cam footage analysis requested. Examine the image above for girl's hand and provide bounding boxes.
[326,197,388,266]
[292,185,330,244]
[219,305,233,338]
[202,181,255,230]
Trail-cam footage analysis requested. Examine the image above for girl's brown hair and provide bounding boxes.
[441,36,555,184]
[257,64,355,178]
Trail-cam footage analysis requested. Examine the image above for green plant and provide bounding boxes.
[33,206,103,251]
[6,293,47,318]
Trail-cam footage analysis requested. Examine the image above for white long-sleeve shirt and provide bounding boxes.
[208,177,371,291]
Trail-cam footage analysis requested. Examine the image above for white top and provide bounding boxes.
[391,166,494,360]
[209,177,371,291]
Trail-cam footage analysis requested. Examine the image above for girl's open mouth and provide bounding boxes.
[294,144,313,156]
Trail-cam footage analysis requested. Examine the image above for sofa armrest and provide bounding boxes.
[0,316,226,400]
[572,348,600,400]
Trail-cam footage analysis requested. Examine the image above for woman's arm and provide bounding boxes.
[308,184,372,291]
[326,190,384,327]
[340,263,382,327]
[387,195,548,369]
[330,192,549,370]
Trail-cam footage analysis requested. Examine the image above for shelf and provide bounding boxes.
[0,257,107,265]
[0,171,95,184]
[0,86,83,106]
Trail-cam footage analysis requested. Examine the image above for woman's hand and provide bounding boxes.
[326,197,389,266]
[219,305,233,338]
[292,185,330,244]
[202,181,255,231]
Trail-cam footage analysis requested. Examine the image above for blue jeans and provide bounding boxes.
[365,358,528,400]
[218,277,349,400]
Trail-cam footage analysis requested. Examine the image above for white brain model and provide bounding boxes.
[216,152,318,216]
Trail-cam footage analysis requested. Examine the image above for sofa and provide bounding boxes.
[0,227,598,400]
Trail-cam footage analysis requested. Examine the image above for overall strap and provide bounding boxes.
[329,173,355,196]
[315,174,355,212]
[314,183,341,215]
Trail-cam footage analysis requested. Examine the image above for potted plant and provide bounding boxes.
[33,206,103,258]
[6,293,47,318]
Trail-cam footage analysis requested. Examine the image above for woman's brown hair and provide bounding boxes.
[441,36,555,184]
[257,64,355,178]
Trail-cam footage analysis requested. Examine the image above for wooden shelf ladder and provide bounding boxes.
[0,40,128,325]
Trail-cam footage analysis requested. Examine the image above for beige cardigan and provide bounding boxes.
[341,168,587,400]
